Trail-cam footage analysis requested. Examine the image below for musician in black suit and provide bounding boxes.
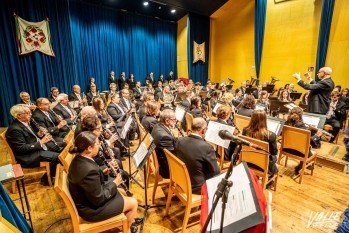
[137,92,154,122]
[120,89,133,111]
[252,85,262,99]
[107,94,127,128]
[294,67,335,114]
[175,117,220,194]
[127,74,136,90]
[86,84,100,106]
[166,70,174,82]
[181,91,193,110]
[48,87,59,103]
[108,70,118,87]
[68,85,86,114]
[201,81,213,94]
[32,98,69,139]
[87,77,98,93]
[141,101,159,133]
[158,74,165,84]
[151,109,177,179]
[68,132,139,232]
[53,93,76,126]
[325,91,347,143]
[6,105,62,180]
[18,91,36,111]
[118,71,127,90]
[154,81,163,98]
[239,81,247,95]
[146,72,155,85]
[133,81,142,100]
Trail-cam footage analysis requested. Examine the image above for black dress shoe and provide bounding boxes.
[134,218,144,225]
[40,174,49,186]
[130,225,138,233]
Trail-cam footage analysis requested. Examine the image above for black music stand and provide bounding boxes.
[174,92,187,104]
[226,85,233,90]
[299,103,309,112]
[131,132,163,232]
[270,100,291,116]
[290,92,302,101]
[199,91,208,99]
[263,85,275,94]
[245,87,257,95]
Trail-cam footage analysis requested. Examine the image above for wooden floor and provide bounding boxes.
[1,128,349,233]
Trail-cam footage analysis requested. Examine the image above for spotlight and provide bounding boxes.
[171,9,176,13]
[143,2,149,6]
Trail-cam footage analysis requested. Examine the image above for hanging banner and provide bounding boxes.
[14,14,55,56]
[193,41,205,63]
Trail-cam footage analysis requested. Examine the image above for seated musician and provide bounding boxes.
[278,90,292,102]
[242,110,278,189]
[157,85,174,109]
[6,104,63,185]
[193,82,201,95]
[325,91,347,143]
[86,84,100,105]
[48,87,59,103]
[147,83,155,94]
[137,92,155,122]
[175,117,220,194]
[133,81,143,101]
[288,83,296,93]
[256,91,270,113]
[151,109,177,179]
[53,93,77,127]
[18,91,36,110]
[237,95,256,117]
[277,83,289,97]
[201,81,213,93]
[210,90,222,113]
[141,101,160,133]
[32,98,69,140]
[221,92,235,108]
[127,73,136,90]
[181,91,193,109]
[285,107,322,176]
[189,96,204,118]
[232,89,243,107]
[252,85,263,99]
[107,83,118,102]
[68,132,140,233]
[300,92,309,105]
[68,85,87,114]
[86,77,98,93]
[107,94,127,129]
[154,81,163,97]
[92,97,115,132]
[168,79,176,91]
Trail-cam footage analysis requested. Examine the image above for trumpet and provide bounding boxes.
[30,118,63,150]
[304,123,334,138]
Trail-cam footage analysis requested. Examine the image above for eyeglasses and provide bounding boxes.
[168,118,176,122]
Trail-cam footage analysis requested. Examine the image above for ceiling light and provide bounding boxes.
[143,2,149,6]
[171,9,176,13]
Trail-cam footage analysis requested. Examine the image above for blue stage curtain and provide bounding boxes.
[254,0,267,86]
[316,0,335,80]
[187,13,210,85]
[0,183,32,233]
[0,0,177,126]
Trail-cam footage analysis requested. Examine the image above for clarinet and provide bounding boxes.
[98,141,133,197]
[102,126,129,150]
[175,121,186,137]
[48,109,71,130]
[30,118,62,150]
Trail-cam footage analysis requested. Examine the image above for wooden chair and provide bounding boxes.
[145,150,170,204]
[0,129,52,192]
[164,149,202,233]
[234,114,251,132]
[64,130,75,144]
[54,165,128,233]
[135,113,147,142]
[278,125,317,184]
[185,112,194,135]
[58,140,75,172]
[217,145,230,171]
[239,135,278,191]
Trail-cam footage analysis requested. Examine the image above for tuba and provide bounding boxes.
[250,76,257,86]
[227,78,235,85]
[270,76,280,85]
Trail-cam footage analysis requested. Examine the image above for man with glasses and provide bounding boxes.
[6,104,62,185]
[293,66,335,114]
[151,109,177,179]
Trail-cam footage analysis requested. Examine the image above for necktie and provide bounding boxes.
[43,111,55,125]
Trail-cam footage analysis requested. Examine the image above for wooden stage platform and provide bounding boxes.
[315,141,349,173]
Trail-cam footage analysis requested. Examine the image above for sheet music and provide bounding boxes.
[121,116,133,139]
[133,142,148,168]
[205,121,235,149]
[175,107,186,122]
[303,115,321,127]
[206,163,257,230]
[68,100,79,109]
[255,104,265,111]
[212,102,223,114]
[267,119,281,135]
[50,101,58,109]
[284,103,298,110]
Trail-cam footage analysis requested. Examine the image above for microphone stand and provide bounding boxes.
[201,144,242,233]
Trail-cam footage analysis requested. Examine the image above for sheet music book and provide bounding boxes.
[68,100,79,109]
[205,121,235,149]
[120,115,133,139]
[302,115,321,128]
[0,164,14,181]
[175,106,186,122]
[205,162,264,233]
[213,101,226,114]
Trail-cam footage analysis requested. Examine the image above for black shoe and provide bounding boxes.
[307,165,314,170]
[134,218,144,225]
[40,174,49,186]
[294,167,301,176]
[129,142,134,146]
[266,181,274,189]
[130,225,138,233]
[342,155,349,161]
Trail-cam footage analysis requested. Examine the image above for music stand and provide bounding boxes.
[290,92,302,101]
[174,92,186,104]
[263,85,275,94]
[266,116,285,136]
[303,112,327,128]
[199,91,208,99]
[226,85,233,90]
[132,132,162,232]
[299,103,309,112]
[245,87,257,95]
[175,105,187,122]
[270,100,290,116]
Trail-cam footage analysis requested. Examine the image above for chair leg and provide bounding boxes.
[152,176,159,204]
[181,203,192,233]
[298,161,306,184]
[45,163,53,187]
[165,187,173,216]
[11,182,16,194]
[122,218,128,233]
[273,174,278,191]
[285,155,288,167]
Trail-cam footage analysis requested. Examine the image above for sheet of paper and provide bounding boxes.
[267,119,280,135]
[206,163,257,230]
[284,103,298,110]
[175,106,186,122]
[132,142,148,168]
[303,115,321,128]
[212,102,223,114]
[255,104,265,111]
[205,121,235,149]
[121,116,133,139]
[68,100,79,109]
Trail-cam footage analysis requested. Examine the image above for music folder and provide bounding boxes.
[0,164,14,181]
[204,162,264,233]
[132,132,155,169]
[290,92,302,101]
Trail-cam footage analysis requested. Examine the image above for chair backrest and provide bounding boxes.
[64,130,74,144]
[59,140,75,172]
[54,164,80,232]
[164,149,191,196]
[239,135,269,177]
[135,113,147,141]
[281,125,310,157]
[0,129,16,164]
[234,114,251,132]
[185,112,194,134]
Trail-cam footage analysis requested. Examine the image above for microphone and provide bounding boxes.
[218,130,268,152]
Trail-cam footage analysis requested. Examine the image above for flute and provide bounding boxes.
[304,123,334,137]
[30,118,63,150]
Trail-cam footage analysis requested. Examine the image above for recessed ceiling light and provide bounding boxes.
[143,2,149,6]
[171,9,176,13]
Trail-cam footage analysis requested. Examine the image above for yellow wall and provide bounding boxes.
[177,15,188,79]
[260,0,322,92]
[326,0,349,88]
[209,0,255,85]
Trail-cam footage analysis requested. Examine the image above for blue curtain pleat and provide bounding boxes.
[316,0,335,80]
[0,0,177,126]
[254,0,267,86]
[187,13,210,85]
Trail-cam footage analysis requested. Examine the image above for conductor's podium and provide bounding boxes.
[315,142,349,173]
